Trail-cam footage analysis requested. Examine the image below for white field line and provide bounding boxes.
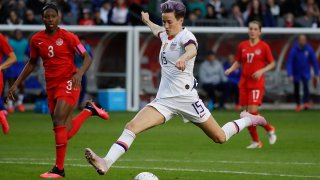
[0,157,319,166]
[0,160,319,179]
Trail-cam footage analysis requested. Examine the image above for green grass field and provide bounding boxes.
[0,110,320,179]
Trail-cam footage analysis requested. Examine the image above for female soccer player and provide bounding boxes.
[84,1,266,175]
[0,33,17,134]
[7,3,109,179]
[225,20,277,149]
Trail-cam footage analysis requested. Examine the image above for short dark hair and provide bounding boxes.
[42,3,58,17]
[160,0,186,19]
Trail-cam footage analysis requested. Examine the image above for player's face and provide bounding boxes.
[42,9,59,32]
[248,23,261,40]
[162,12,183,37]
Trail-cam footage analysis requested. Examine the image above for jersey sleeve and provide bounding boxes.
[0,34,13,56]
[68,31,86,56]
[158,31,166,42]
[30,36,39,60]
[264,43,274,63]
[181,31,198,48]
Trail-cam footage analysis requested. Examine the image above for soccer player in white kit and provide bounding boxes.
[84,0,267,175]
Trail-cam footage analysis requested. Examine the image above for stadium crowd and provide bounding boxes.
[1,0,320,27]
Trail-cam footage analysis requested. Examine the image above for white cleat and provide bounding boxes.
[246,141,262,149]
[268,131,277,145]
[84,148,109,175]
[240,111,267,126]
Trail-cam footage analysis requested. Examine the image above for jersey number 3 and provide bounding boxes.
[246,53,254,63]
[161,52,168,65]
[48,45,54,58]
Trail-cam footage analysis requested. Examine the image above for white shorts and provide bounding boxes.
[147,91,211,123]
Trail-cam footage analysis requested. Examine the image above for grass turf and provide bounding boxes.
[0,110,319,179]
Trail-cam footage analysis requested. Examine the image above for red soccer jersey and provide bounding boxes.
[235,40,274,88]
[0,33,13,63]
[30,28,85,89]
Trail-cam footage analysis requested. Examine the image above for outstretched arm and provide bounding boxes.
[141,11,163,37]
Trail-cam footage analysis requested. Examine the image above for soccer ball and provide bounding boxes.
[134,172,159,180]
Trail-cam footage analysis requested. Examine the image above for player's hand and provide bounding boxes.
[225,68,232,76]
[7,84,18,101]
[141,11,150,24]
[252,69,264,79]
[72,72,82,90]
[313,76,319,88]
[176,59,186,71]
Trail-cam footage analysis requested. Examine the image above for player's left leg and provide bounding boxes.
[67,100,109,140]
[302,79,310,110]
[193,112,266,144]
[7,78,15,113]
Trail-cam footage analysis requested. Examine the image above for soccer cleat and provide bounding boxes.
[8,107,14,113]
[40,166,65,179]
[303,103,309,110]
[0,112,9,134]
[84,100,109,120]
[17,104,25,112]
[268,126,277,145]
[295,105,301,112]
[246,141,263,149]
[84,148,109,175]
[240,111,267,126]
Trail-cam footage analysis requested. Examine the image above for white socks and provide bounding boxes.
[17,94,24,105]
[222,117,251,141]
[104,129,136,167]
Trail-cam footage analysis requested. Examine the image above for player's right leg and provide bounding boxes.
[85,106,165,175]
[40,99,74,179]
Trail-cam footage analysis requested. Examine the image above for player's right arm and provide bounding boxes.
[141,11,162,37]
[7,58,38,100]
[225,61,241,76]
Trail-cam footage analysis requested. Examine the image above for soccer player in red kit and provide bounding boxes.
[0,33,17,134]
[7,3,109,178]
[225,21,277,149]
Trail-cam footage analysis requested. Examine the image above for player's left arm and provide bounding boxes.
[73,50,92,89]
[176,43,197,71]
[252,44,276,79]
[0,52,17,71]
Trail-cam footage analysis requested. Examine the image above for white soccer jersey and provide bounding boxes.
[156,28,198,99]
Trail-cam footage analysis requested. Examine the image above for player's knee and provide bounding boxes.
[212,133,226,144]
[52,113,66,126]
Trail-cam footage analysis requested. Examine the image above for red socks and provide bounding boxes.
[247,125,259,142]
[54,126,67,170]
[263,123,274,132]
[67,110,92,139]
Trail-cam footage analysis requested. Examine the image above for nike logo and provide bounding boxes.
[56,144,64,147]
[200,113,206,118]
[38,42,43,45]
[66,91,71,94]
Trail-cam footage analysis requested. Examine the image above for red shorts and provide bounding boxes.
[239,88,264,106]
[46,79,80,113]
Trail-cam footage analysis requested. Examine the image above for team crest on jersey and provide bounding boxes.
[56,38,63,46]
[170,42,177,50]
[163,43,168,50]
[255,48,261,55]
